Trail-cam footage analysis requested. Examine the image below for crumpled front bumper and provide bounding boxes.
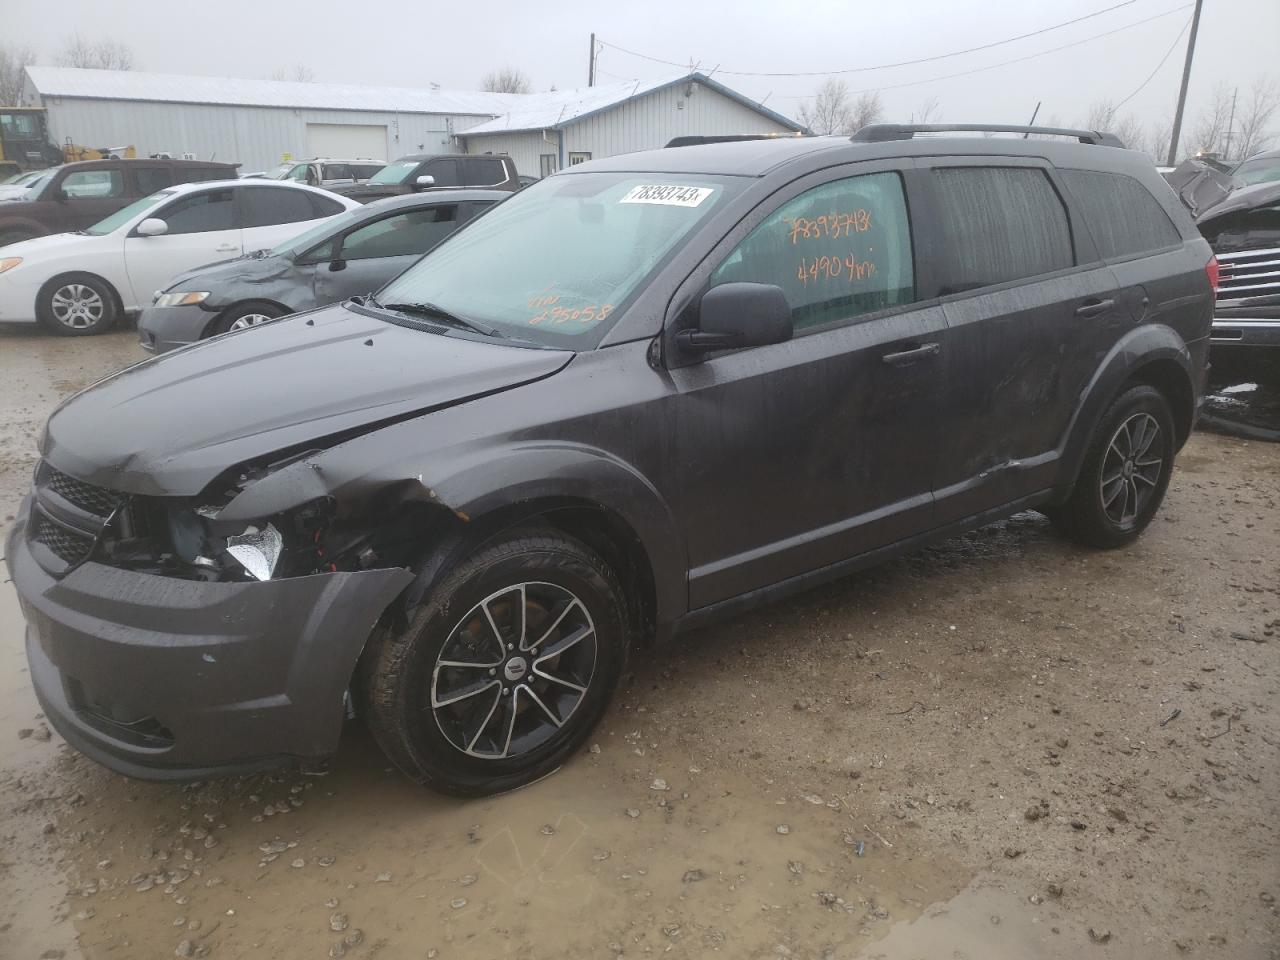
[5,504,412,781]
[136,303,215,354]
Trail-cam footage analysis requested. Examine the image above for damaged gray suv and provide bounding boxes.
[7,125,1215,796]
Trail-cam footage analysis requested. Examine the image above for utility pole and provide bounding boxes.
[1166,0,1204,166]
[1223,86,1238,160]
[588,33,597,87]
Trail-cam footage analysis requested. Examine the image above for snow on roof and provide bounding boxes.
[24,66,523,117]
[461,72,803,135]
[24,67,803,134]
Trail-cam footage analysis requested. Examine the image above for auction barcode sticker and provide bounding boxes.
[620,185,714,207]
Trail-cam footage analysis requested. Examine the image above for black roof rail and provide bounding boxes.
[851,123,1125,148]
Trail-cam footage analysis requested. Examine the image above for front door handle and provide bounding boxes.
[881,342,940,366]
[1075,298,1115,318]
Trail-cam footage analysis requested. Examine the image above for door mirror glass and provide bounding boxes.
[414,175,436,188]
[678,282,793,354]
[136,217,169,237]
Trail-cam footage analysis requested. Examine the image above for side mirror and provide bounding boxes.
[136,218,169,237]
[676,282,793,354]
[50,186,68,203]
[414,175,436,189]
[328,259,346,272]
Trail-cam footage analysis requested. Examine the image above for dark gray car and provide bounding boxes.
[6,125,1214,797]
[137,190,506,352]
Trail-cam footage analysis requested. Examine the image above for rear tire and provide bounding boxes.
[358,528,629,797]
[1050,384,1176,548]
[36,273,118,336]
[210,301,284,337]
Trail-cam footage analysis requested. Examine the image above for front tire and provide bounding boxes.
[358,528,629,796]
[1050,384,1176,548]
[210,301,284,337]
[36,273,118,336]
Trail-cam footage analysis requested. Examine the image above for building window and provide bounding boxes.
[540,154,558,177]
[568,152,592,165]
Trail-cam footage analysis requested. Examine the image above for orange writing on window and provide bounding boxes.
[795,252,877,286]
[788,209,873,245]
[529,303,614,326]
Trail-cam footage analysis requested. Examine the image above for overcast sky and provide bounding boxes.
[6,0,1277,149]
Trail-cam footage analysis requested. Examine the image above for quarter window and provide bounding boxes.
[710,171,916,332]
[155,188,236,234]
[1059,169,1181,260]
[339,206,460,261]
[134,167,173,195]
[240,186,318,228]
[60,170,124,199]
[932,167,1073,293]
[469,158,507,185]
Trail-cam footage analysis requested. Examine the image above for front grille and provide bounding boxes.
[42,464,121,517]
[32,515,95,565]
[1216,246,1280,307]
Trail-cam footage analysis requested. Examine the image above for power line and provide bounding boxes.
[770,3,1193,99]
[1115,15,1192,110]
[598,0,1139,78]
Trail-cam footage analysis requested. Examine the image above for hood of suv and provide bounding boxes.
[43,304,573,496]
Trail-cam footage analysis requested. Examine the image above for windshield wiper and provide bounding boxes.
[371,297,505,339]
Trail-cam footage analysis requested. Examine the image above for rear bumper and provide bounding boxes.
[1209,317,1280,350]
[5,506,411,781]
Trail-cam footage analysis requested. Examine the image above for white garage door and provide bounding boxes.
[305,123,388,160]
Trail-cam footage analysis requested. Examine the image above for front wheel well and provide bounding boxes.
[203,299,291,339]
[36,271,125,319]
[1125,358,1194,447]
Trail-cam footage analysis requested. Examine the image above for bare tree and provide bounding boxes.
[1146,118,1173,163]
[1187,82,1233,157]
[912,95,941,125]
[1231,75,1278,159]
[271,64,316,83]
[1112,115,1146,152]
[481,68,531,94]
[0,44,37,105]
[798,78,852,136]
[1084,100,1119,131]
[56,34,134,71]
[849,90,884,132]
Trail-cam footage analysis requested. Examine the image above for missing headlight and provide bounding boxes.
[226,524,284,581]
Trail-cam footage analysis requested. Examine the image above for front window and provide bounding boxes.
[60,169,124,199]
[283,164,311,183]
[376,172,739,348]
[368,160,421,185]
[83,190,174,235]
[271,208,362,257]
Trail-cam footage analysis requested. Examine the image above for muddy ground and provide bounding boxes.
[1,328,1277,960]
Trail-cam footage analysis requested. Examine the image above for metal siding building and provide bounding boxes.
[20,68,802,178]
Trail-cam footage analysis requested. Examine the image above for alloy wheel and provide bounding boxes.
[1100,412,1163,527]
[228,313,274,331]
[50,284,105,330]
[430,582,597,760]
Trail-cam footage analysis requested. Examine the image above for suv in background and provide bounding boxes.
[6,124,1213,796]
[276,159,386,187]
[0,158,238,247]
[328,153,517,203]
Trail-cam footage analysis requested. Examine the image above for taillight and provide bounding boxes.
[1205,255,1220,293]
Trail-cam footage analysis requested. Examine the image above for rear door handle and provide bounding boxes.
[215,244,239,252]
[1074,298,1115,318]
[881,342,940,365]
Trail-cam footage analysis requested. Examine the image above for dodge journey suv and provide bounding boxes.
[7,124,1215,796]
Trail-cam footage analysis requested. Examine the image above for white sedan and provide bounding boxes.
[0,180,359,336]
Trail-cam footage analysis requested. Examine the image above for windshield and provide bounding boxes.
[270,206,363,256]
[83,190,174,235]
[368,160,419,185]
[1233,156,1280,188]
[260,163,294,180]
[376,172,738,348]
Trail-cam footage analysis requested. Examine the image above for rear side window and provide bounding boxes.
[134,167,172,195]
[932,167,1073,293]
[468,158,508,186]
[710,171,915,332]
[340,205,459,261]
[309,193,347,218]
[157,189,236,234]
[1060,169,1181,260]
[240,186,318,228]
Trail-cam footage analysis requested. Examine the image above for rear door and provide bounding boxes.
[122,186,242,308]
[238,184,334,249]
[918,159,1117,522]
[131,164,174,199]
[313,202,461,303]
